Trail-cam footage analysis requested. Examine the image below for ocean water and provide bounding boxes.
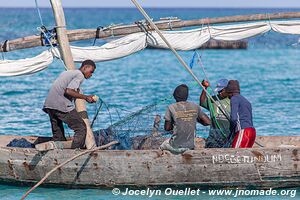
[0,7,300,199]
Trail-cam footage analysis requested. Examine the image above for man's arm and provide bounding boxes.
[164,106,174,131]
[196,104,211,126]
[164,121,173,131]
[230,96,239,119]
[65,88,95,103]
[197,113,211,126]
[200,80,209,109]
[230,96,239,131]
[65,73,96,103]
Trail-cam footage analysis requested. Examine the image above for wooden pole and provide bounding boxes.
[131,0,230,118]
[21,141,118,200]
[49,0,96,149]
[49,0,75,68]
[1,11,300,52]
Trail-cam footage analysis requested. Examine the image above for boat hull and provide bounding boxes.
[0,144,299,189]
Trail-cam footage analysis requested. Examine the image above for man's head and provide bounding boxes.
[215,78,228,97]
[80,60,96,79]
[173,84,189,102]
[225,80,240,98]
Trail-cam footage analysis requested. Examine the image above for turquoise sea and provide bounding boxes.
[0,7,300,199]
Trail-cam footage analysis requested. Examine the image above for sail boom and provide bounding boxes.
[1,11,300,52]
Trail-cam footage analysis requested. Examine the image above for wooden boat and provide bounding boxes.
[0,135,299,189]
[1,1,300,193]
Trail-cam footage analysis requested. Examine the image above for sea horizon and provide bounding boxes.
[0,7,300,9]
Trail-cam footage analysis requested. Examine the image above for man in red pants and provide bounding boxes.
[225,80,256,148]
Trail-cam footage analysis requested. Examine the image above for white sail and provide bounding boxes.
[0,50,53,76]
[52,32,147,62]
[1,20,300,76]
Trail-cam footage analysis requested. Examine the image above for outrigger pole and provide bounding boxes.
[49,0,96,149]
[131,0,230,119]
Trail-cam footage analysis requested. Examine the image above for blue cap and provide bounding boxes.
[215,79,229,92]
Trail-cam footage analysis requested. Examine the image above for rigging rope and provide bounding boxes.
[0,48,4,60]
[38,27,68,70]
[34,0,69,71]
[0,41,5,59]
[34,0,44,26]
[266,13,273,29]
[190,50,230,119]
[93,26,104,46]
[34,0,65,69]
[196,51,227,106]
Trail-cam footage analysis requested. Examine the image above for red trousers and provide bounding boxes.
[232,127,256,148]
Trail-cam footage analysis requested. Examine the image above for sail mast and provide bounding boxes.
[49,0,96,149]
[49,0,75,68]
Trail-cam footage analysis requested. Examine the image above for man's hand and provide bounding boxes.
[201,80,210,88]
[85,95,96,103]
[65,89,98,103]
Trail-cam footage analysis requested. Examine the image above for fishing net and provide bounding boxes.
[91,98,173,150]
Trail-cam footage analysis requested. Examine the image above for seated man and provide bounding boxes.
[200,79,231,148]
[160,84,210,154]
[225,80,256,148]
